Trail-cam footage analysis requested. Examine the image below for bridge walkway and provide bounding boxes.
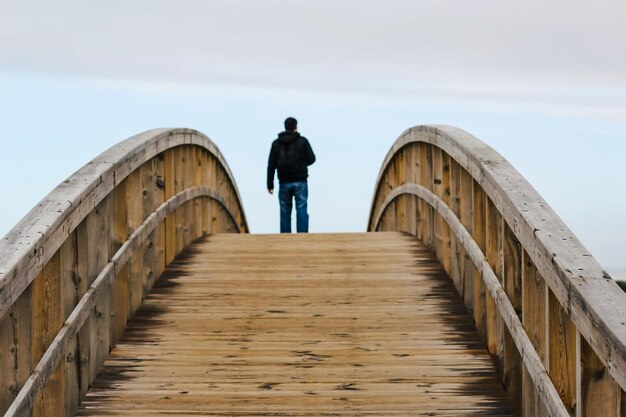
[76,232,513,416]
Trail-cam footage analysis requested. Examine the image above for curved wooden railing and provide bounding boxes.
[369,125,626,417]
[0,128,248,417]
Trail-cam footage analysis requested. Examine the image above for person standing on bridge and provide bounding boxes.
[267,117,316,233]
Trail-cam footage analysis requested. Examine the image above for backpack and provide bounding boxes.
[277,141,301,171]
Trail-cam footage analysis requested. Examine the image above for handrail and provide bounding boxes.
[368,125,626,416]
[5,187,228,417]
[0,128,248,417]
[375,184,569,417]
[0,128,247,319]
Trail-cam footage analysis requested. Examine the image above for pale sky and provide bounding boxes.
[1,1,625,275]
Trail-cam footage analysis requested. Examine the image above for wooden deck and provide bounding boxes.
[76,232,513,416]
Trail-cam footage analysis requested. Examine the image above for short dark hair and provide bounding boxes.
[284,117,298,132]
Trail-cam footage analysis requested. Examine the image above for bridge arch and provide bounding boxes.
[369,125,626,416]
[0,128,247,416]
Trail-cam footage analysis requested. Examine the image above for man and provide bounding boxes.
[267,117,316,233]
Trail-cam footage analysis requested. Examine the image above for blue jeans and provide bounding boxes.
[279,182,309,233]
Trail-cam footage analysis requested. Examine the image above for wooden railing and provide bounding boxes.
[0,128,248,417]
[369,125,626,417]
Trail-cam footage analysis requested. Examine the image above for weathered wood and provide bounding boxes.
[74,221,92,401]
[153,153,166,280]
[60,234,79,417]
[0,128,247,324]
[371,184,570,417]
[368,125,626,392]
[76,232,514,417]
[128,167,145,316]
[88,197,111,388]
[579,334,620,417]
[472,183,487,339]
[503,217,523,416]
[371,183,570,417]
[32,250,64,417]
[3,187,240,417]
[523,367,550,417]
[163,148,176,266]
[548,290,577,415]
[459,168,474,313]
[449,159,462,294]
[110,179,129,347]
[485,198,504,374]
[1,128,248,417]
[522,252,546,361]
[0,285,32,413]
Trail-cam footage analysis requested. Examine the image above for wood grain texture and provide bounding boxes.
[76,232,513,417]
[0,128,247,323]
[367,125,626,392]
[579,335,620,417]
[370,183,570,417]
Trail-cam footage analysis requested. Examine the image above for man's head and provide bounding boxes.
[284,117,298,132]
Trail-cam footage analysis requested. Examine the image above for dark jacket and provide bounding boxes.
[267,131,316,189]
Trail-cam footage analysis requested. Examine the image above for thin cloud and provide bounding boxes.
[1,0,625,112]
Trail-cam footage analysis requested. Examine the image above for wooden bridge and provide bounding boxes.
[0,126,625,417]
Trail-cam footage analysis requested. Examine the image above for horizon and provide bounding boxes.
[1,1,625,274]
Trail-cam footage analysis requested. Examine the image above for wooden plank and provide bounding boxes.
[75,221,91,400]
[182,147,192,247]
[458,168,474,313]
[76,232,514,417]
[579,335,620,417]
[110,179,129,346]
[522,251,548,416]
[420,143,433,247]
[85,197,111,387]
[502,220,523,415]
[175,147,185,255]
[60,234,79,417]
[367,126,626,392]
[154,153,166,279]
[522,251,546,360]
[163,148,176,266]
[548,289,577,415]
[472,182,486,339]
[395,193,408,234]
[0,285,32,415]
[432,147,445,265]
[441,153,452,276]
[127,167,145,313]
[449,159,462,294]
[405,193,417,238]
[485,198,504,374]
[32,250,64,417]
[523,367,550,417]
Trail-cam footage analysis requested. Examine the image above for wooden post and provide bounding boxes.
[164,148,176,266]
[88,197,111,388]
[449,159,462,294]
[578,335,620,417]
[503,221,523,414]
[472,181,486,338]
[154,153,166,278]
[440,152,452,275]
[485,198,504,372]
[60,234,79,417]
[548,289,577,415]
[522,251,549,417]
[110,179,129,346]
[459,168,474,313]
[0,286,32,413]
[174,146,185,255]
[32,250,64,417]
